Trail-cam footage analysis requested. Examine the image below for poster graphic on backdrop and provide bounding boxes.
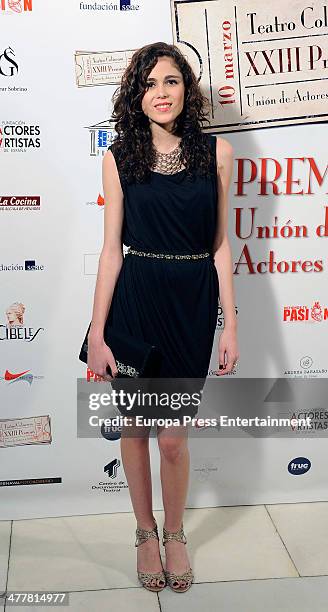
[0,415,51,448]
[75,50,136,87]
[170,0,328,132]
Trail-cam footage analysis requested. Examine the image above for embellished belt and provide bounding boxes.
[126,248,210,260]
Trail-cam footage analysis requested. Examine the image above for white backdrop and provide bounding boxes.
[1,0,327,520]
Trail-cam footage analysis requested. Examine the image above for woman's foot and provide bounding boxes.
[135,520,166,591]
[162,525,194,592]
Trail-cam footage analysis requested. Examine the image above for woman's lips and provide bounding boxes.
[154,103,172,112]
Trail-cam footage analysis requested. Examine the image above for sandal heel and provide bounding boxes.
[135,517,166,592]
[162,524,194,593]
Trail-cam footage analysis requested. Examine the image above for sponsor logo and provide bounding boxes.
[85,193,104,207]
[283,301,328,323]
[86,367,106,382]
[193,459,220,482]
[104,458,120,479]
[100,421,122,441]
[0,121,41,153]
[0,368,44,385]
[86,119,115,156]
[284,355,327,378]
[288,457,311,475]
[0,45,29,94]
[1,302,44,342]
[0,477,61,486]
[0,0,32,13]
[290,410,328,433]
[25,259,44,271]
[91,460,129,494]
[0,195,41,211]
[0,46,18,76]
[79,1,140,12]
[0,259,44,271]
[208,367,236,377]
[277,406,328,434]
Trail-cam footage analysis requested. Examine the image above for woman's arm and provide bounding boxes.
[87,149,125,378]
[213,137,239,375]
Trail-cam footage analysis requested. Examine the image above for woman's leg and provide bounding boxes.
[120,419,164,586]
[157,423,192,587]
[120,419,153,526]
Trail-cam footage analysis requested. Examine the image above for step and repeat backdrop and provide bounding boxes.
[1,0,327,520]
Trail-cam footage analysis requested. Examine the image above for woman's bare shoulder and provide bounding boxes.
[102,147,124,197]
[103,146,116,166]
[103,145,122,177]
[215,136,234,156]
[214,136,234,171]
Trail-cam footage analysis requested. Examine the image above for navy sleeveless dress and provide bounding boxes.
[106,134,220,419]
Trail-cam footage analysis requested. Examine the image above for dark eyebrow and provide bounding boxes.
[146,74,181,81]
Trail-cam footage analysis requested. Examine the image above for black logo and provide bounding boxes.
[104,459,120,479]
[0,46,18,77]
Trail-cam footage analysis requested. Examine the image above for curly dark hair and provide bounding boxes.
[110,41,214,184]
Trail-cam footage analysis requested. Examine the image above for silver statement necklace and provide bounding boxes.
[151,140,185,175]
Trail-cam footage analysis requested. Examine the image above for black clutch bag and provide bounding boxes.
[79,322,162,378]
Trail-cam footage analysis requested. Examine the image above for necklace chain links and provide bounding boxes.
[151,141,185,175]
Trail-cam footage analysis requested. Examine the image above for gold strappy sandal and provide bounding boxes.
[135,517,166,592]
[162,524,194,593]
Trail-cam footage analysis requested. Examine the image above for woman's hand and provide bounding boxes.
[87,334,118,381]
[216,325,239,376]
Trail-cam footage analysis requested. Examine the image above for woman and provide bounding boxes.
[87,42,239,594]
[6,302,25,326]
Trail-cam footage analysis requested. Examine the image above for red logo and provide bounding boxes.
[283,301,328,323]
[1,369,38,385]
[86,368,104,382]
[0,196,41,209]
[1,0,32,12]
[5,369,30,380]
